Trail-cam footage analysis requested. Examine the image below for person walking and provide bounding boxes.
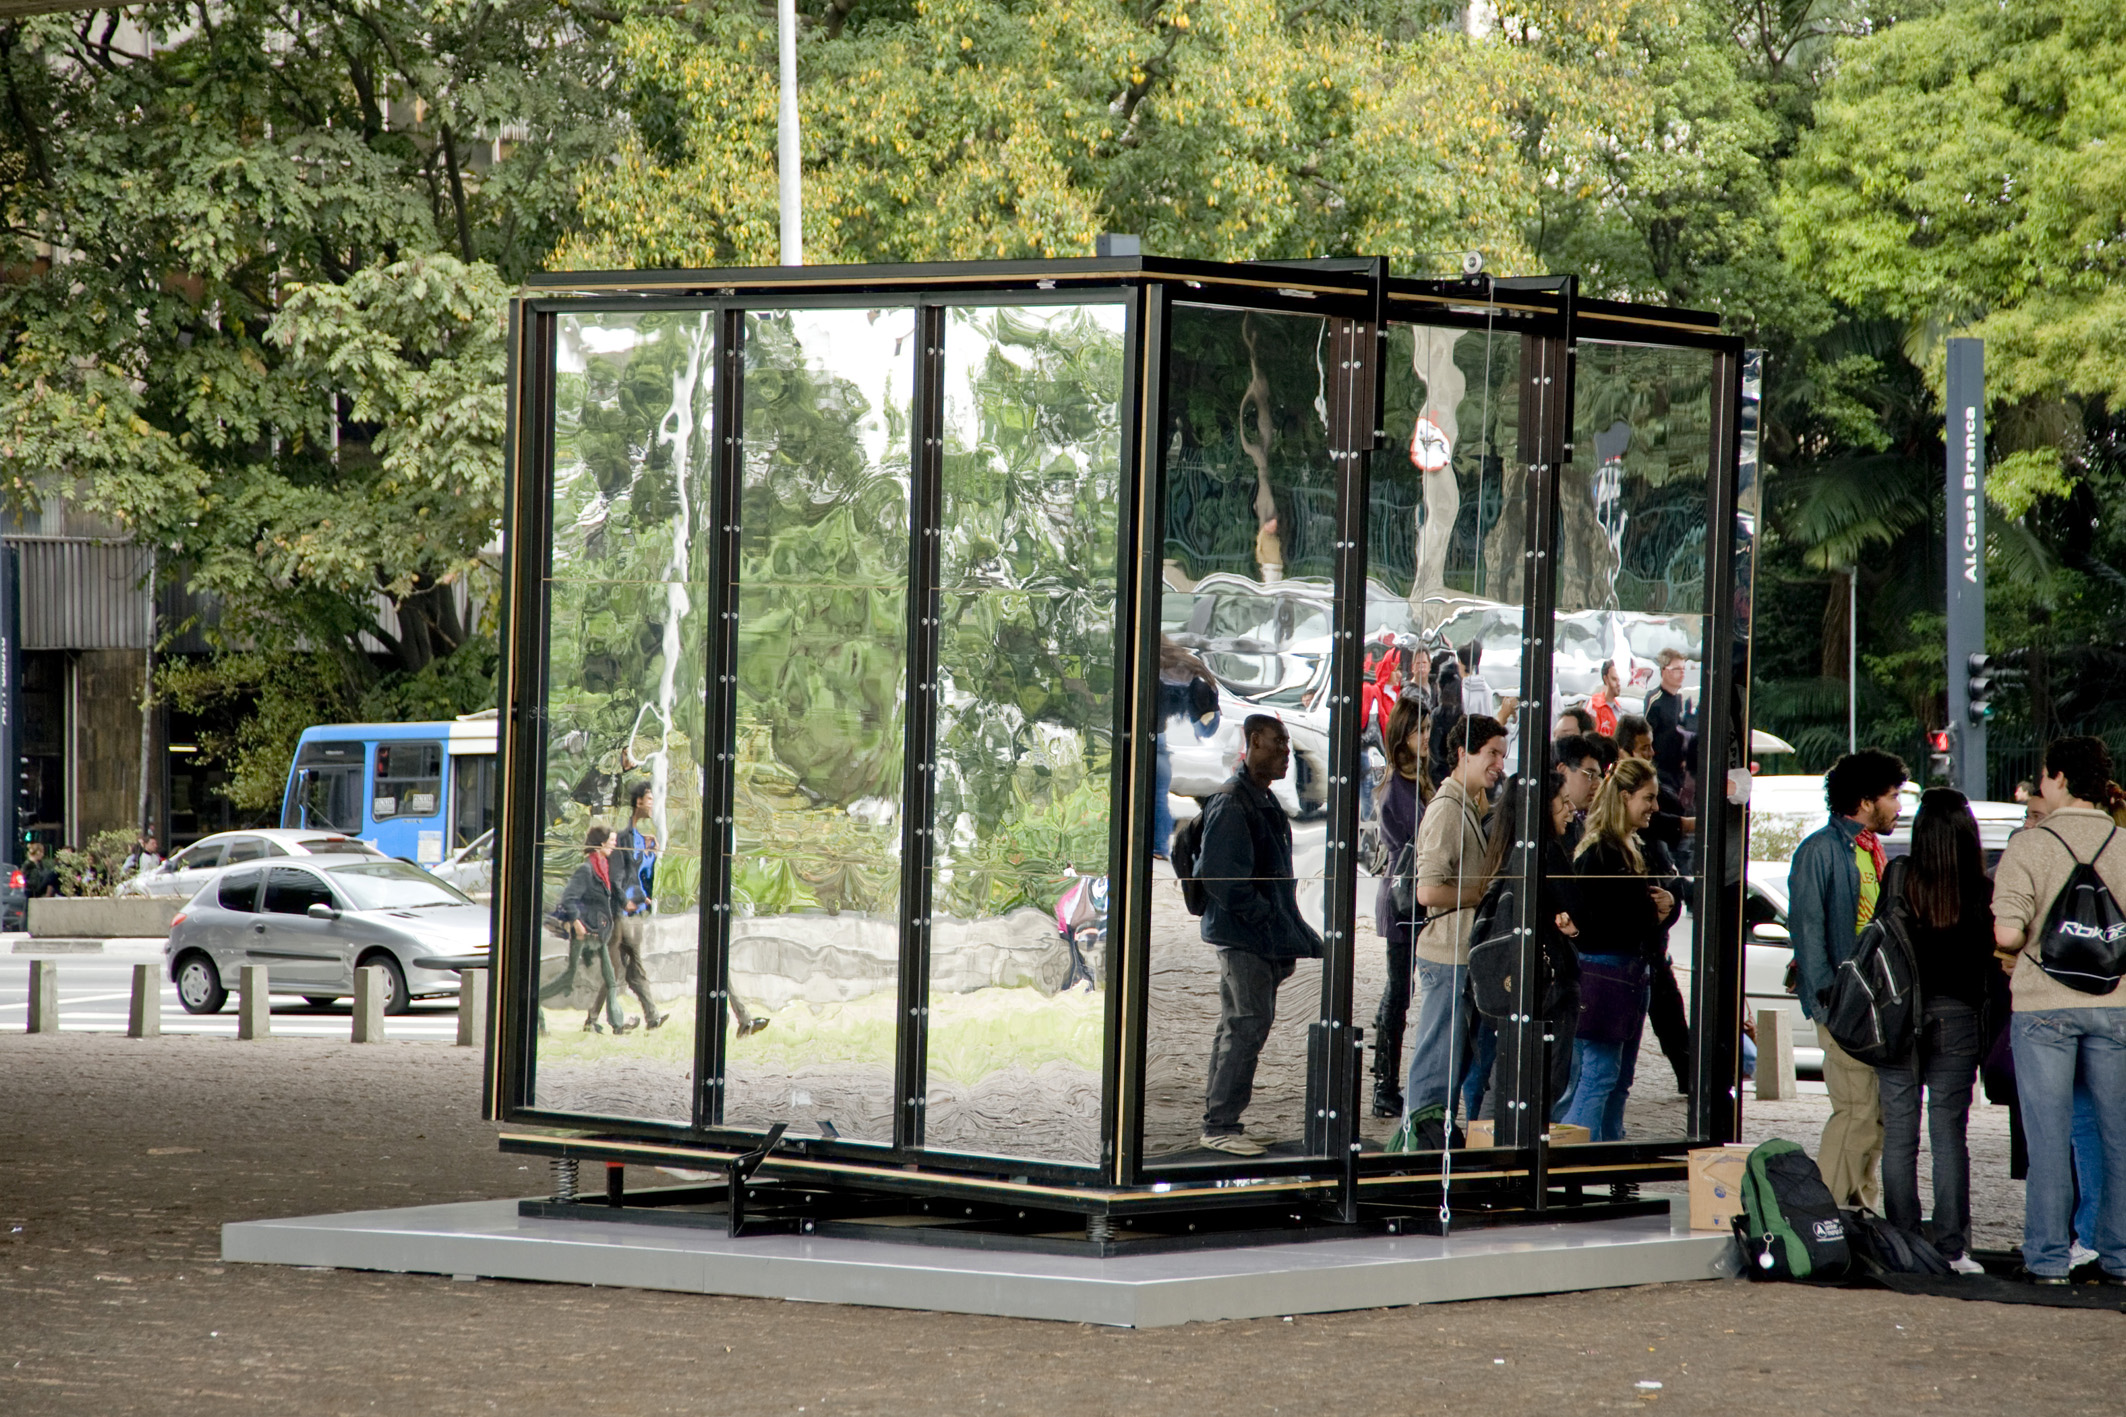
[1876,788,1994,1275]
[1401,713,1508,1149]
[553,826,636,1035]
[1565,757,1673,1142]
[1153,637,1220,859]
[1369,695,1428,1118]
[604,783,672,1033]
[1992,736,2126,1284]
[1195,715,1324,1156]
[1789,748,1907,1208]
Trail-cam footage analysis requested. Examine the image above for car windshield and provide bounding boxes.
[299,837,384,856]
[326,860,472,910]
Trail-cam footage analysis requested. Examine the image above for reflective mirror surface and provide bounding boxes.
[535,310,713,1122]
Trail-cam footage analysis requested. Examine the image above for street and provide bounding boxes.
[0,951,466,1042]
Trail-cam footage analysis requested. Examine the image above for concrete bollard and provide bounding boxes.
[237,964,270,1040]
[128,961,161,1038]
[352,965,385,1043]
[27,959,58,1033]
[1755,1007,1796,1102]
[456,968,488,1048]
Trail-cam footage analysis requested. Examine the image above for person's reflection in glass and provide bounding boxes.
[1154,637,1220,860]
[1369,696,1430,1118]
[1195,716,1323,1157]
[1615,712,1695,1095]
[1566,761,1675,1142]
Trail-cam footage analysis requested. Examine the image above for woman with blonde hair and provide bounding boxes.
[1565,757,1676,1141]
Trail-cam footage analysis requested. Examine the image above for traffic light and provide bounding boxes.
[1927,730,1953,782]
[1966,653,1997,727]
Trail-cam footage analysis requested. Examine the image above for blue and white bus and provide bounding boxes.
[280,713,498,865]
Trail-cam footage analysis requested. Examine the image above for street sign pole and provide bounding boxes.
[1945,339,1986,800]
[0,542,17,854]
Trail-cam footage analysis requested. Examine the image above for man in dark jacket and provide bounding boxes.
[1790,748,1907,1208]
[1197,714,1323,1156]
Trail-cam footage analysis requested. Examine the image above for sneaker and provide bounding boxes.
[2014,1267,2070,1286]
[1198,1132,1267,1157]
[644,1011,670,1031]
[2095,1270,2126,1288]
[2070,1242,2099,1270]
[613,1015,641,1034]
[739,1015,771,1037]
[1947,1254,1986,1276]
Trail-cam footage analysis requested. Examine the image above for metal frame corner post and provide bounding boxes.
[1115,279,1167,1186]
[1690,341,1749,1145]
[896,303,948,1152]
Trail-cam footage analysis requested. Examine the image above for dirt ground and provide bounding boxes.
[2,1032,2120,1417]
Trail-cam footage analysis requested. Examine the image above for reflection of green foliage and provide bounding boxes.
[933,305,1124,901]
[1378,322,1525,599]
[1162,307,1334,581]
[734,311,910,809]
[545,311,713,910]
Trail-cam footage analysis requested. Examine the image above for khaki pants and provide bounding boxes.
[1818,1030,1884,1209]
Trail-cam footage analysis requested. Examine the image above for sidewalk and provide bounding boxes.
[0,1033,2114,1416]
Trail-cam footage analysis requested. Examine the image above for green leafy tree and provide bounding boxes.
[0,2,622,804]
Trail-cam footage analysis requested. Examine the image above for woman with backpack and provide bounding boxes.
[1875,788,1994,1274]
[1369,695,1429,1117]
[1564,757,1674,1142]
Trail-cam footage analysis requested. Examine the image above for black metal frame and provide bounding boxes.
[490,257,1747,1218]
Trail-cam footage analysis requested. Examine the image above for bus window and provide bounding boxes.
[373,742,442,819]
[288,766,360,832]
[450,753,496,848]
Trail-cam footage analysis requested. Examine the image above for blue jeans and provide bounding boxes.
[1406,959,1474,1119]
[2010,1009,2126,1278]
[1461,1019,1499,1122]
[2074,1081,2103,1248]
[1152,736,1174,857]
[1566,1035,1642,1141]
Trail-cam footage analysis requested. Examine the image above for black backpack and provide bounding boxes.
[2032,825,2126,995]
[1171,788,1272,918]
[1467,872,1518,1020]
[1733,1138,1850,1281]
[1820,858,1921,1066]
[1841,1208,1953,1277]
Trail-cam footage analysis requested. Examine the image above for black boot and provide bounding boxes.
[1369,1012,1405,1118]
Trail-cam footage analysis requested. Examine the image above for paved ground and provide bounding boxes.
[3,1031,2120,1415]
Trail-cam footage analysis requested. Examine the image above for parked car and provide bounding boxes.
[1740,860,1822,1072]
[115,828,385,899]
[431,828,494,897]
[165,855,484,1015]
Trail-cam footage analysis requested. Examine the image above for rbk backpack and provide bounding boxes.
[2032,825,2126,995]
[1821,858,1921,1066]
[1733,1137,1850,1281]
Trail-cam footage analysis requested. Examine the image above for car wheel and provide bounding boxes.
[174,953,226,1015]
[358,953,411,1015]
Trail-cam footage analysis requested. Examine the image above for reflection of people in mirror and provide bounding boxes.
[1589,658,1623,739]
[1369,697,1430,1118]
[1645,648,1697,812]
[1401,714,1507,1150]
[552,826,635,1035]
[1154,638,1221,859]
[1194,715,1323,1157]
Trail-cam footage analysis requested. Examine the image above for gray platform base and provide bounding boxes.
[224,1196,1738,1327]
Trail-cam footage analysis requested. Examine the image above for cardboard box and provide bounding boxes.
[1688,1144,1753,1231]
[1463,1121,1593,1148]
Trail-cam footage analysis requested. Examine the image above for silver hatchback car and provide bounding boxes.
[166,855,489,1015]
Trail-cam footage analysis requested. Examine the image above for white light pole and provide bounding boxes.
[777,0,801,265]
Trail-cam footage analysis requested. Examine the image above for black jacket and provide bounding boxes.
[1196,771,1324,960]
[1571,837,1666,960]
[553,859,621,936]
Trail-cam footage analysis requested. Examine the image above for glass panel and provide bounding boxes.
[925,302,1125,1166]
[1555,340,1718,1145]
[722,307,913,1144]
[1357,320,1526,1152]
[1147,304,1338,1162]
[533,309,715,1125]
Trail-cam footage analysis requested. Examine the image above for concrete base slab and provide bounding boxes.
[224,1197,1738,1327]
